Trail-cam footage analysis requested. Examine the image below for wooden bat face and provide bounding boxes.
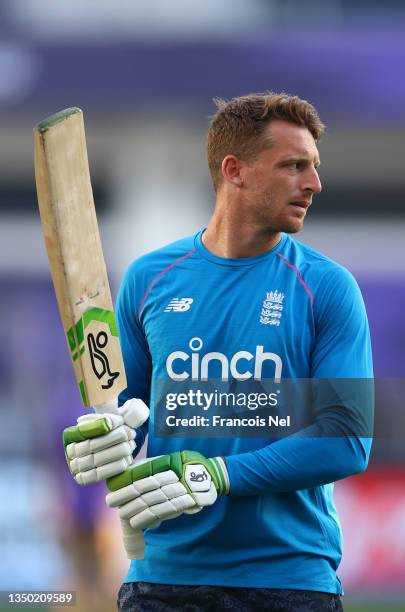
[34,108,126,407]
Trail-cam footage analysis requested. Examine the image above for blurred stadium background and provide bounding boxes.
[0,1,404,610]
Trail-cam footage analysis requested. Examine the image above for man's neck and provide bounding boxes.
[203,207,282,259]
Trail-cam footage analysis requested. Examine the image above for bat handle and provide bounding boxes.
[94,397,146,560]
[94,398,120,416]
[120,518,145,560]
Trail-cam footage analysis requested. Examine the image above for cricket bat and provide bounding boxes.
[34,107,145,560]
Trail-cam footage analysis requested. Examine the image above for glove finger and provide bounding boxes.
[161,482,188,499]
[132,470,179,496]
[128,504,183,530]
[184,506,203,515]
[106,483,141,508]
[70,441,134,472]
[66,441,80,461]
[141,494,195,524]
[129,508,166,530]
[89,426,135,453]
[66,437,96,459]
[66,426,134,459]
[122,488,191,517]
[120,398,150,428]
[141,489,171,506]
[75,456,133,485]
[77,413,124,430]
[154,510,183,523]
[116,488,195,522]
[77,413,104,424]
[168,494,196,513]
[92,441,135,467]
[98,456,133,480]
[69,455,91,474]
[75,469,99,486]
[107,471,187,509]
[118,497,149,520]
[192,483,218,507]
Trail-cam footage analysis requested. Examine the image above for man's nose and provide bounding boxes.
[303,168,322,194]
[313,171,322,194]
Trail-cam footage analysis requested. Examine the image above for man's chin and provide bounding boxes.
[281,218,305,234]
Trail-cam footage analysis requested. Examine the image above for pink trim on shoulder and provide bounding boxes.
[276,252,314,303]
[137,247,197,321]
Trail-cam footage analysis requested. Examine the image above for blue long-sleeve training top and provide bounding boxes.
[116,229,373,593]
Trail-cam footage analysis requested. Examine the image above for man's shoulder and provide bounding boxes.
[286,235,353,276]
[284,235,359,295]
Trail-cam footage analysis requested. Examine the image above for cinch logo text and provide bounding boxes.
[166,337,282,382]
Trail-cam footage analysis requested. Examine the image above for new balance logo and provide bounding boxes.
[164,298,194,312]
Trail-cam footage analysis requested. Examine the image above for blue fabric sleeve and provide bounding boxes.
[115,263,152,456]
[226,266,374,496]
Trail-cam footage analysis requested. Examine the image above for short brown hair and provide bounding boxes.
[206,92,325,191]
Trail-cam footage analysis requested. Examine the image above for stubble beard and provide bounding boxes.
[250,190,305,236]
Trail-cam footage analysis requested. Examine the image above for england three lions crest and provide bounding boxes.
[260,290,285,326]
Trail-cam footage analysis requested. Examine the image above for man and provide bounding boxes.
[64,93,373,611]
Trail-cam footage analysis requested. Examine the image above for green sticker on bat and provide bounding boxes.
[67,308,121,396]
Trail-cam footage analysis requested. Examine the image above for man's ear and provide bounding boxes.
[221,155,244,188]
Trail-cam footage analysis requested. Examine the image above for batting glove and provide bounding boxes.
[105,450,230,530]
[63,398,149,486]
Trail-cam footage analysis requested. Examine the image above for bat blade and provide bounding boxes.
[34,108,126,407]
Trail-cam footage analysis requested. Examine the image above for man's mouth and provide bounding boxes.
[289,201,310,210]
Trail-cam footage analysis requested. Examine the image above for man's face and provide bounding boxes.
[240,120,322,234]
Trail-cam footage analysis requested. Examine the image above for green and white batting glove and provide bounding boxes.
[63,398,149,486]
[105,450,230,530]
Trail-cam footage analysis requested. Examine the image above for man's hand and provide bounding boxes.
[105,450,230,529]
[63,398,149,486]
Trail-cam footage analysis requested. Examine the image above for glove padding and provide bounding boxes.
[105,450,229,530]
[63,398,149,486]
